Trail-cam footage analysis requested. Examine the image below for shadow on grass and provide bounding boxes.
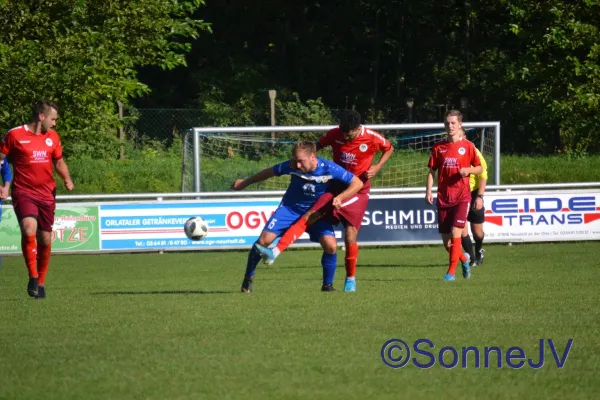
[277,263,445,269]
[91,290,233,296]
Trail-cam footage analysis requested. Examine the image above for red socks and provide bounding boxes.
[345,243,358,278]
[37,243,52,286]
[276,218,308,252]
[22,235,38,278]
[447,237,465,276]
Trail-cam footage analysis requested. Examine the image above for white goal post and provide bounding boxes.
[182,122,501,193]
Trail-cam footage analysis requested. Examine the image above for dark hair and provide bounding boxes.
[339,109,361,133]
[444,109,463,122]
[292,140,317,156]
[32,99,59,120]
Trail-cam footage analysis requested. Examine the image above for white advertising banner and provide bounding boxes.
[482,190,600,242]
[98,199,341,251]
[3,189,595,254]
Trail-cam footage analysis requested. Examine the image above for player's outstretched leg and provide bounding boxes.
[257,211,323,265]
[241,243,263,293]
[274,216,309,257]
[254,243,276,265]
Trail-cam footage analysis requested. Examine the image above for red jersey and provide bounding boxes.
[428,137,481,208]
[0,125,63,201]
[318,126,392,193]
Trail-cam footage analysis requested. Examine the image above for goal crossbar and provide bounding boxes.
[187,122,501,192]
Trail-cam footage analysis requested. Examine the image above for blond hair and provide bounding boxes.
[292,140,317,156]
[444,109,463,122]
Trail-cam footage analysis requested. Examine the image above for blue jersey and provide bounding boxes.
[0,158,12,220]
[273,157,354,213]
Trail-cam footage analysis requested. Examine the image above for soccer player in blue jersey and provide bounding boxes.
[0,158,13,269]
[232,141,364,293]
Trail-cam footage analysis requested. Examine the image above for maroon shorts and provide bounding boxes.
[310,183,369,229]
[12,193,56,232]
[437,202,470,234]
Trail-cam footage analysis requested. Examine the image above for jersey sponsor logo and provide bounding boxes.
[359,144,368,152]
[45,138,53,147]
[302,183,317,197]
[32,150,49,163]
[19,140,31,144]
[442,157,459,168]
[340,152,357,165]
[458,147,466,155]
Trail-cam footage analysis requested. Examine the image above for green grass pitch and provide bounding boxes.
[1,242,599,399]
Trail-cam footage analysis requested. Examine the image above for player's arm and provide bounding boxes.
[53,158,75,191]
[0,134,10,162]
[425,169,435,205]
[232,167,277,191]
[425,148,437,205]
[0,133,12,198]
[0,158,11,199]
[477,150,488,193]
[332,175,363,209]
[459,145,483,177]
[460,164,483,176]
[316,129,334,152]
[366,145,394,178]
[475,176,486,205]
[473,150,488,210]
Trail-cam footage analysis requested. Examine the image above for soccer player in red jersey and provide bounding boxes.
[0,100,75,298]
[425,110,482,281]
[255,110,394,292]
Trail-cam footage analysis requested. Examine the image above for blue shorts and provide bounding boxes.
[263,205,335,242]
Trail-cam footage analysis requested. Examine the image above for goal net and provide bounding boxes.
[181,124,498,193]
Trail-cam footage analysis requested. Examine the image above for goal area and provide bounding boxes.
[181,123,500,193]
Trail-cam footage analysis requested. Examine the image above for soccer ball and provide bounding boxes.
[184,216,209,241]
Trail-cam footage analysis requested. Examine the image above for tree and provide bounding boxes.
[0,0,210,158]
[507,0,600,153]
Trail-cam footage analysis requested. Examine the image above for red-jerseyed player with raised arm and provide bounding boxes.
[255,109,394,292]
[425,110,482,281]
[0,100,74,298]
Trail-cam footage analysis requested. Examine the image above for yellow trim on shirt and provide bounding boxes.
[470,148,488,191]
